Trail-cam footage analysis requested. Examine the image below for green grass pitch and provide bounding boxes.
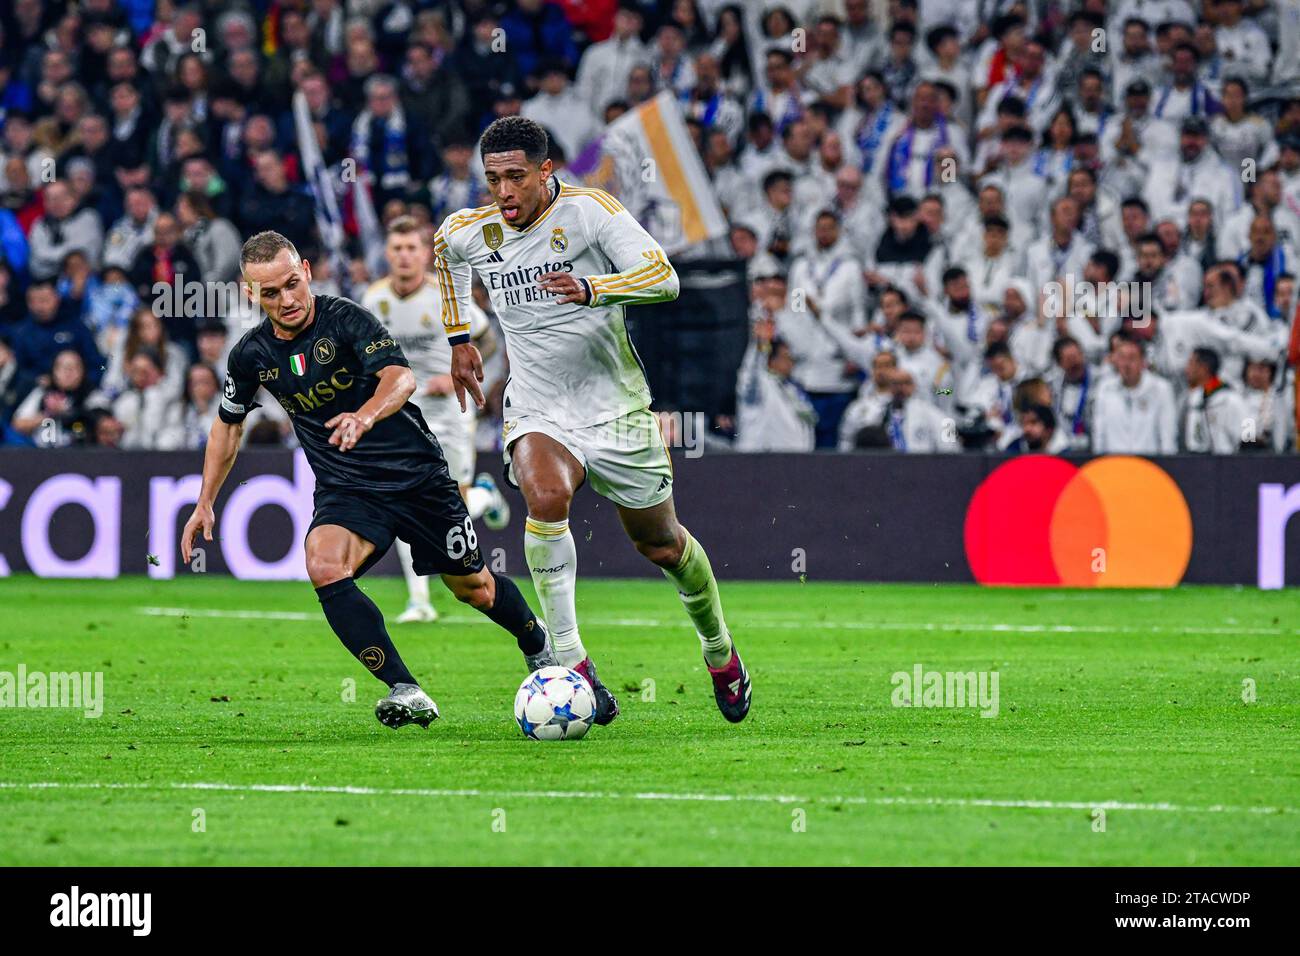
[0,575,1296,866]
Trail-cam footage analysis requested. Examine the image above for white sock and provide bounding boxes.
[465,484,493,521]
[395,538,430,607]
[524,516,585,667]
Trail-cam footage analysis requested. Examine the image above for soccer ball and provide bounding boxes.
[514,666,596,740]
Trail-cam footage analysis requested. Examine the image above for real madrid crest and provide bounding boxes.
[550,227,568,253]
[378,299,389,316]
[483,222,504,250]
[314,337,336,365]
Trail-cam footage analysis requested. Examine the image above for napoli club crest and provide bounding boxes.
[314,337,336,365]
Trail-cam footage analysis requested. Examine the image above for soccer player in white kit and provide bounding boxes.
[436,117,751,725]
[363,217,511,624]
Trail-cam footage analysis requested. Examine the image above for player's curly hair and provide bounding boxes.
[479,116,549,165]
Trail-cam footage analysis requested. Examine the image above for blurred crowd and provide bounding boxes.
[1,0,1298,456]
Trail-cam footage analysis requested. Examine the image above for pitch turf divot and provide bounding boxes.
[0,781,1291,816]
[136,607,1299,636]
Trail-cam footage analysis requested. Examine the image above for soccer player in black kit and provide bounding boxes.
[180,231,557,729]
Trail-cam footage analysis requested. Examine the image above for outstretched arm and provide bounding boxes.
[182,349,263,562]
[180,418,242,565]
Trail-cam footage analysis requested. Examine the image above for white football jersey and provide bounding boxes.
[433,177,679,430]
[362,274,488,427]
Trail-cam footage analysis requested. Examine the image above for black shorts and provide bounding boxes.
[309,475,484,579]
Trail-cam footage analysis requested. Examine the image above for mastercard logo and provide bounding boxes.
[964,456,1193,587]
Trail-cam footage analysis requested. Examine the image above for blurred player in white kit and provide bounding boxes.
[363,217,510,623]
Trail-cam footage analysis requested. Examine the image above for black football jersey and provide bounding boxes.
[219,294,446,492]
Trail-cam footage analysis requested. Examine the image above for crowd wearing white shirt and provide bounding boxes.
[648,0,1300,456]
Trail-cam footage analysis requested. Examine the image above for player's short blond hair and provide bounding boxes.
[241,231,301,268]
[386,216,425,242]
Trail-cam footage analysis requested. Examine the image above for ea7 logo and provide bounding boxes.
[50,886,152,936]
[259,368,279,382]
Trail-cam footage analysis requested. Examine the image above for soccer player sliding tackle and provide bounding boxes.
[435,117,751,724]
[179,231,557,730]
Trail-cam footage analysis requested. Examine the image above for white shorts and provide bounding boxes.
[419,399,477,487]
[503,407,674,510]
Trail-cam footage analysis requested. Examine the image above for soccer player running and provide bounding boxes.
[436,117,751,725]
[179,231,558,729]
[362,217,511,625]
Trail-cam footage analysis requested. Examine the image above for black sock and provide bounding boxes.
[315,577,417,687]
[482,572,545,655]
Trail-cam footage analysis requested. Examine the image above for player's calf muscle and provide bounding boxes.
[443,569,495,608]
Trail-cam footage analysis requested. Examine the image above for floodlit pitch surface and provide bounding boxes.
[0,577,1296,866]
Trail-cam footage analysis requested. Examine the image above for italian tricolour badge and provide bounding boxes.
[289,353,307,376]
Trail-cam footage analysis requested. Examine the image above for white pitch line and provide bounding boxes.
[0,781,1290,815]
[136,606,1297,636]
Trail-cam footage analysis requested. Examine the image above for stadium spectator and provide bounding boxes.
[968,340,1027,441]
[576,4,650,115]
[1004,403,1068,455]
[101,306,186,403]
[9,348,102,448]
[1181,346,1248,454]
[111,345,181,450]
[1240,358,1293,453]
[83,264,138,357]
[28,180,103,280]
[880,366,959,453]
[0,335,22,436]
[400,41,472,152]
[193,318,229,383]
[499,0,581,82]
[892,309,953,405]
[1092,335,1178,455]
[173,361,221,450]
[521,61,600,162]
[0,0,1293,459]
[838,349,898,451]
[102,185,157,271]
[177,191,241,285]
[736,260,816,452]
[10,279,103,393]
[238,150,317,258]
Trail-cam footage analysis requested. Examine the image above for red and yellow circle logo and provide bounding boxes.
[964,456,1193,587]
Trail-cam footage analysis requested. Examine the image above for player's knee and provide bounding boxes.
[635,535,684,568]
[306,555,350,587]
[525,487,572,523]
